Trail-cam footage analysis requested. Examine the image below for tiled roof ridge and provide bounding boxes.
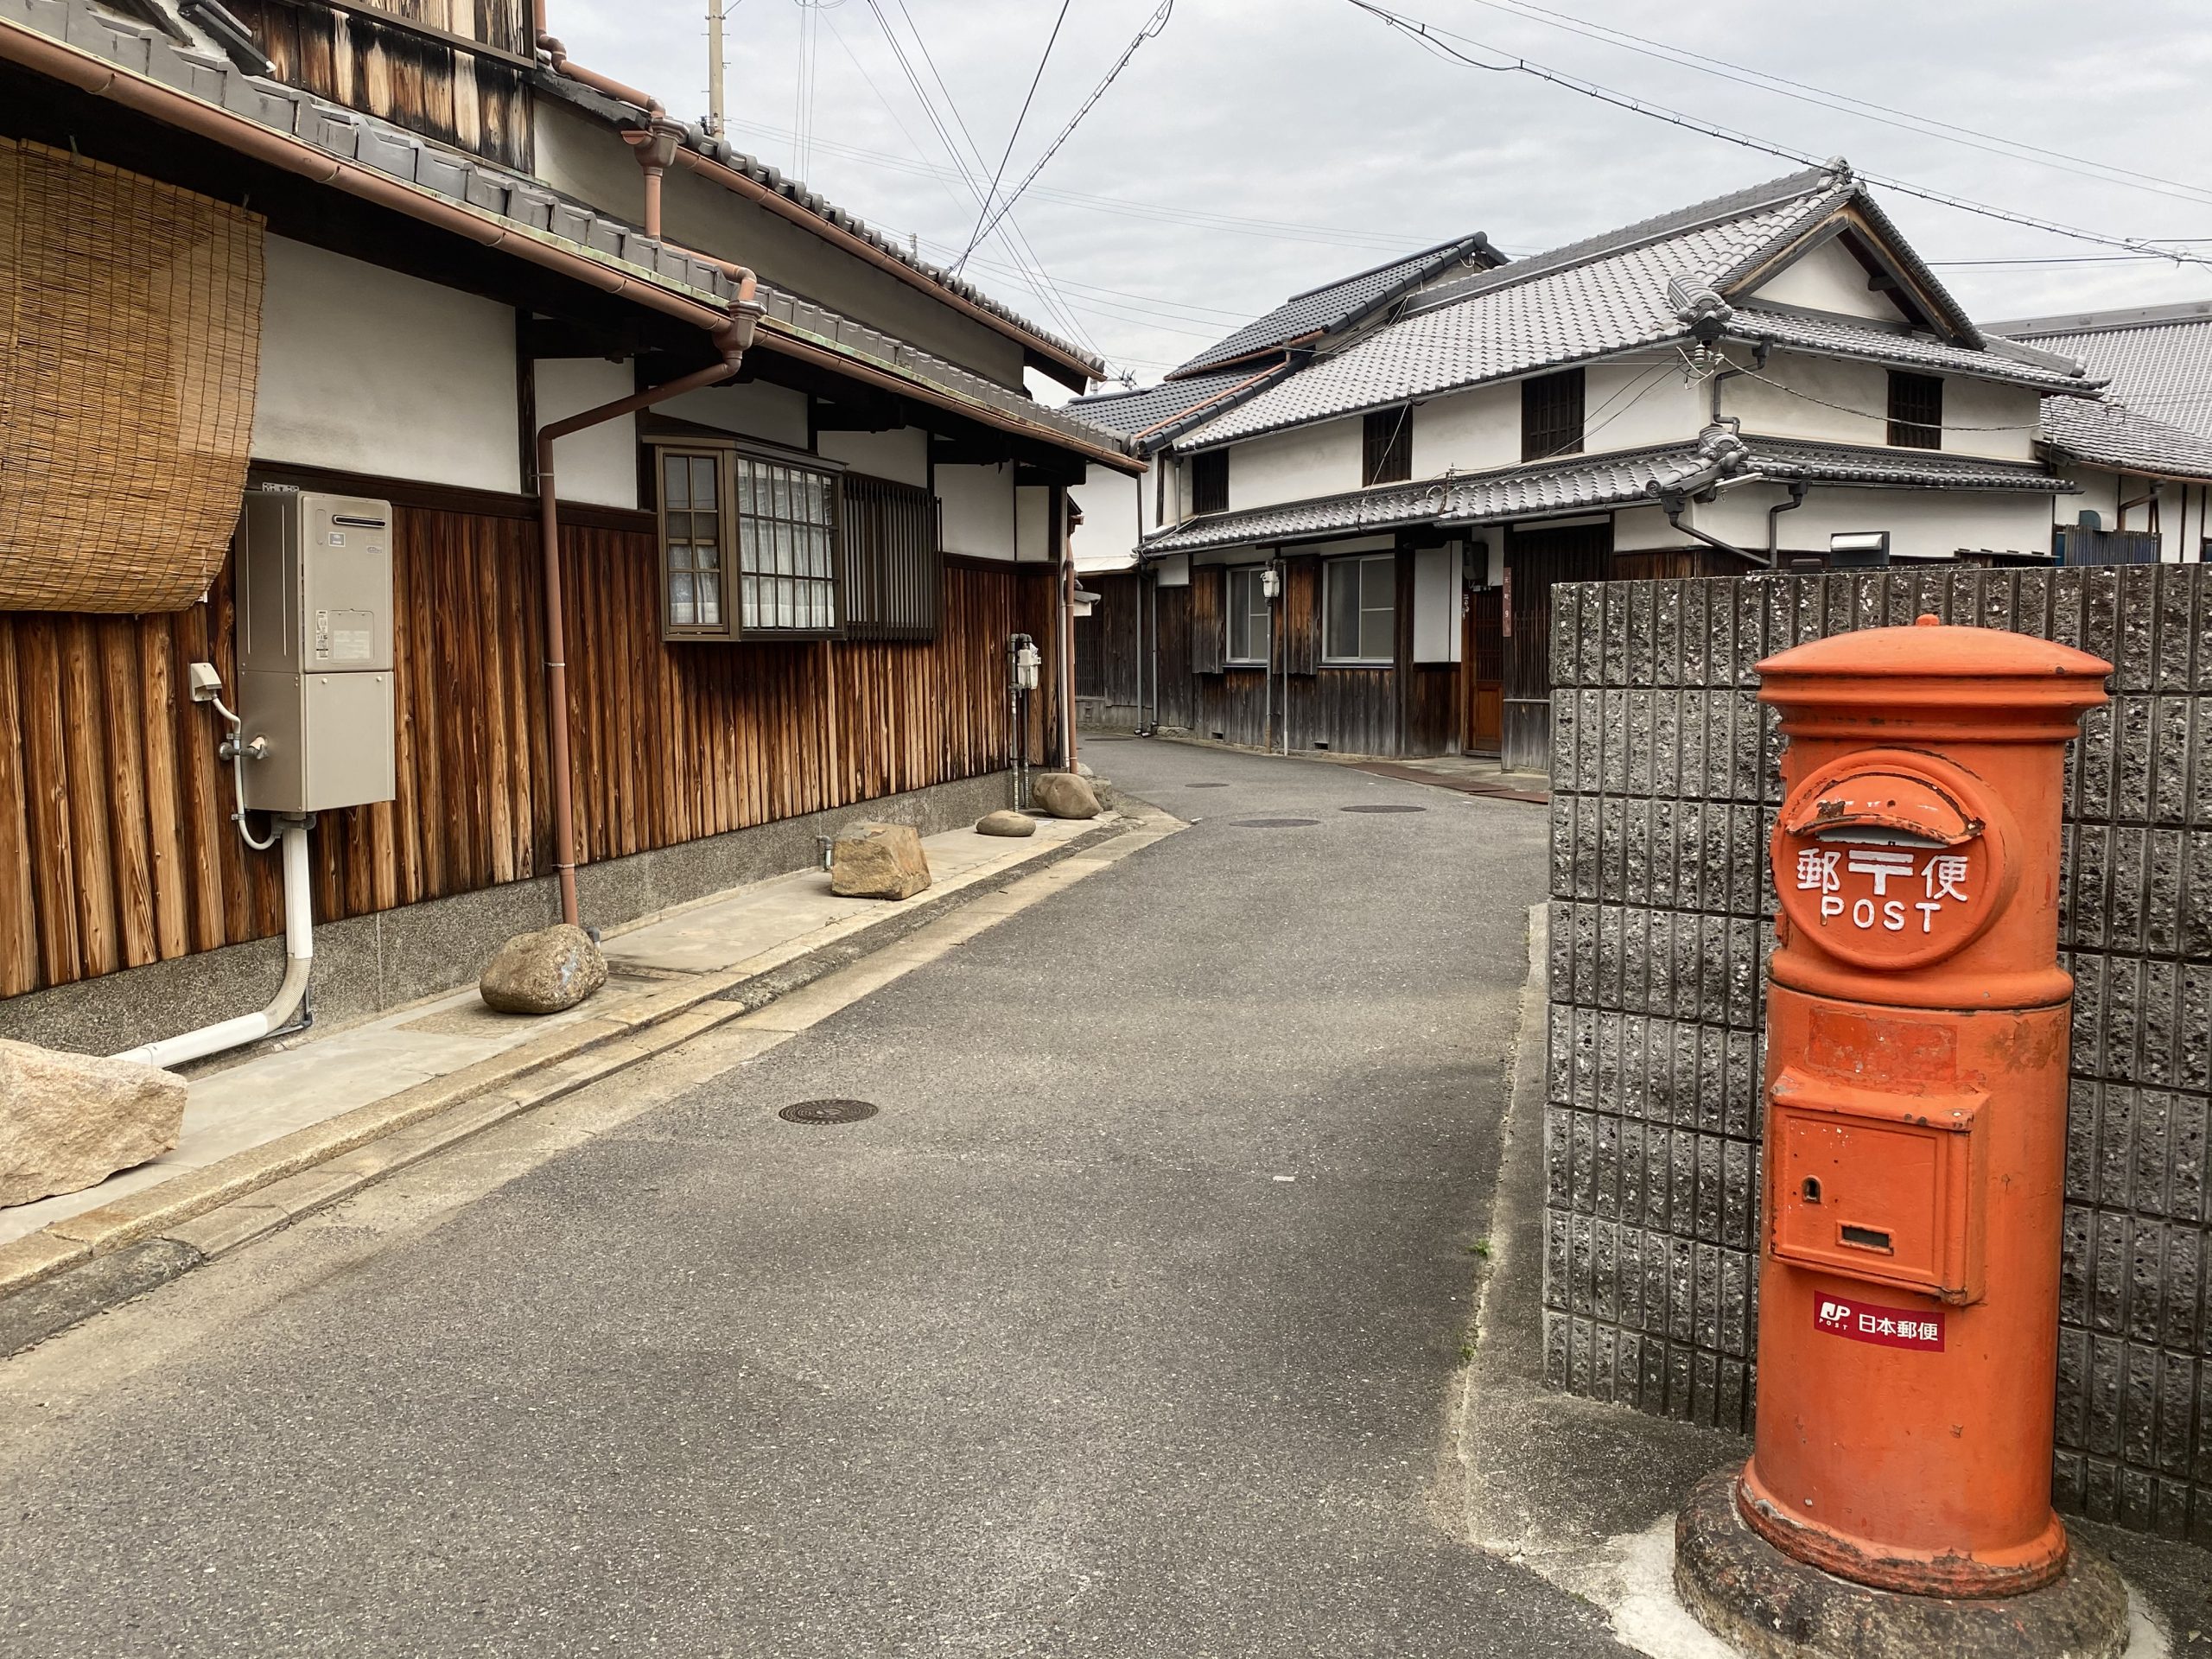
[1991,301,2212,340]
[1281,232,1494,304]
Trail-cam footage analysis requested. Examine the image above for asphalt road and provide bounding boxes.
[0,741,1633,1657]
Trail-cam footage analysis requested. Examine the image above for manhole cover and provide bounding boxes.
[1340,804,1427,814]
[778,1098,880,1124]
[1186,782,1229,788]
[1230,817,1319,828]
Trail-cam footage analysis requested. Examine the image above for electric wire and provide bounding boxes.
[954,0,1071,275]
[965,0,1176,255]
[1343,0,2212,270]
[1452,0,2212,211]
[855,0,1099,356]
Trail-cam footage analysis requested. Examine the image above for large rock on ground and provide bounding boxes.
[830,821,932,899]
[976,810,1038,838]
[480,924,607,1014]
[0,1039,187,1208]
[1031,771,1102,820]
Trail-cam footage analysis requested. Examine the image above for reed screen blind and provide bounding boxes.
[0,140,264,612]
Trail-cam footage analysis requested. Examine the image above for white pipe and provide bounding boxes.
[112,823,314,1070]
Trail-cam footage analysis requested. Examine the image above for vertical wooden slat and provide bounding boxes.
[137,620,189,960]
[0,623,42,995]
[60,619,119,976]
[98,617,158,969]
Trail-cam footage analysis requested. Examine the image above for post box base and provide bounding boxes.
[1674,1468,2131,1659]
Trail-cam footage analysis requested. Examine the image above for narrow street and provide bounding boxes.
[0,743,1627,1657]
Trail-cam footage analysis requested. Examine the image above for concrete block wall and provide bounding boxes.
[1542,565,2212,1548]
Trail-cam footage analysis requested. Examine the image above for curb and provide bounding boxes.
[0,805,1178,1356]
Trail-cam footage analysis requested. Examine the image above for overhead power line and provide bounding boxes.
[1344,0,2212,270]
[1454,0,2212,211]
[955,0,1071,275]
[966,1,1176,254]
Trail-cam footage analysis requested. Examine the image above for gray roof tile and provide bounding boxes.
[1140,435,2070,556]
[1166,235,1498,378]
[1994,308,2212,441]
[1067,365,1291,448]
[1178,165,2094,452]
[2034,397,2212,481]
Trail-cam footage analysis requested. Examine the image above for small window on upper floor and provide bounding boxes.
[1191,448,1230,516]
[1522,368,1585,462]
[1887,371,1943,450]
[1363,407,1412,486]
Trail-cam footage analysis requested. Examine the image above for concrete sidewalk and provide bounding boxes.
[0,810,1123,1332]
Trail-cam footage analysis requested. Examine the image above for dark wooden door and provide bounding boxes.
[1463,586,1503,754]
[1503,521,1611,772]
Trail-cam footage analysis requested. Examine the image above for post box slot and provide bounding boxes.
[1783,768,1980,848]
[1769,1066,1987,1303]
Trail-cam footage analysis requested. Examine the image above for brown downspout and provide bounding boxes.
[535,275,764,926]
[1062,493,1081,772]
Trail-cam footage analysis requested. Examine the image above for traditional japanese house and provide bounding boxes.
[1071,163,2103,772]
[1991,303,2212,564]
[0,0,1137,1056]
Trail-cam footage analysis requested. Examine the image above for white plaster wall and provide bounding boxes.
[1582,359,1704,453]
[1412,383,1517,477]
[533,358,640,509]
[656,379,809,449]
[251,236,519,492]
[1413,544,1462,663]
[1223,417,1362,510]
[531,99,645,226]
[1723,352,1888,447]
[1611,503,1681,552]
[1693,483,2054,561]
[817,427,929,487]
[1942,378,2041,461]
[937,462,1015,559]
[1016,485,1052,564]
[1745,238,1908,322]
[1070,465,1141,571]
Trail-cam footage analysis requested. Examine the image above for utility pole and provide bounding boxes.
[706,0,726,135]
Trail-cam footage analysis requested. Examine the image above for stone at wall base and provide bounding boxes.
[1672,1466,2129,1659]
[977,810,1037,838]
[1031,772,1101,820]
[830,822,932,899]
[480,925,607,1014]
[0,1039,187,1208]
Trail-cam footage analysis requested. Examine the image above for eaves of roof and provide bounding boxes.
[1138,435,2073,557]
[0,0,1137,472]
[1066,363,1294,453]
[536,72,1103,387]
[1724,309,2103,395]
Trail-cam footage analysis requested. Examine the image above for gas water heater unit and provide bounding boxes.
[234,490,398,813]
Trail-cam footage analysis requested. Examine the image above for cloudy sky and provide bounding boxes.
[549,0,2212,391]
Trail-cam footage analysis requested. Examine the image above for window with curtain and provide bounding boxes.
[652,442,843,640]
[1323,553,1395,664]
[1228,565,1271,664]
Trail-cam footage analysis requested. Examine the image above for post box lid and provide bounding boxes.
[1759,615,2110,687]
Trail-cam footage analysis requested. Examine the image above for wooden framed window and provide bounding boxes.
[838,473,940,640]
[658,448,729,636]
[1191,448,1230,516]
[1363,407,1412,486]
[1323,553,1395,664]
[1227,565,1271,664]
[1521,368,1586,461]
[652,441,842,640]
[1887,371,1943,450]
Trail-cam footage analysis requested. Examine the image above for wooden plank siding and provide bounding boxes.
[228,0,535,172]
[0,509,1059,1002]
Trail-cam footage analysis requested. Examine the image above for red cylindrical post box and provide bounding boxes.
[1738,614,2108,1597]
